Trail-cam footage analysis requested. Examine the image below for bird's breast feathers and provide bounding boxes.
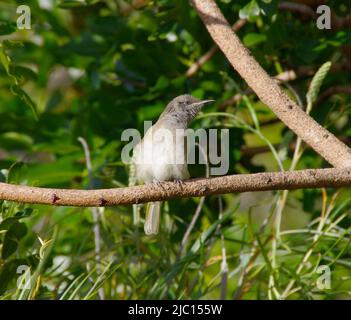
[133,125,189,183]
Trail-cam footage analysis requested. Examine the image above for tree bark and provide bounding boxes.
[190,0,351,168]
[0,168,350,206]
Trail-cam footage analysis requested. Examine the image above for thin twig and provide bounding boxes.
[281,193,343,299]
[178,143,210,257]
[78,137,104,300]
[218,196,228,299]
[267,84,304,300]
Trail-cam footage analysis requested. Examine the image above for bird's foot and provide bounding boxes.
[152,179,165,190]
[174,178,185,188]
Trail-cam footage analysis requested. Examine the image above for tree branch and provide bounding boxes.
[78,137,104,300]
[1,1,350,209]
[190,0,351,168]
[1,168,351,206]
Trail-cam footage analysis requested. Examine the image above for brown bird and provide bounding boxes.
[133,94,214,235]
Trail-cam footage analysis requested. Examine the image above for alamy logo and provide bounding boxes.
[16,5,31,30]
[121,121,230,176]
[316,265,331,290]
[16,265,32,290]
[11,4,337,32]
[316,5,331,30]
[12,5,334,33]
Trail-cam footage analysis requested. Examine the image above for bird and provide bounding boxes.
[132,94,214,235]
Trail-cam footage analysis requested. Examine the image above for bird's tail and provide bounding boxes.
[144,201,160,235]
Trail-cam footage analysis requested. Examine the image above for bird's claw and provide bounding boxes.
[152,179,165,189]
[174,178,184,188]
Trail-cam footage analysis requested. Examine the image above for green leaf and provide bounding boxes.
[259,0,278,16]
[0,171,5,183]
[11,65,38,82]
[0,258,36,294]
[0,44,20,87]
[0,44,38,120]
[190,209,234,254]
[0,132,33,150]
[306,61,332,105]
[8,221,27,240]
[10,86,38,120]
[0,21,17,36]
[2,236,18,259]
[15,208,34,219]
[243,33,267,47]
[0,212,32,234]
[151,76,169,92]
[2,40,24,49]
[1,221,27,258]
[0,45,11,74]
[243,95,260,129]
[239,0,260,21]
[7,161,26,184]
[0,218,18,231]
[0,260,21,294]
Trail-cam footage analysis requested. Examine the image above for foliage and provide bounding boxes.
[0,0,351,300]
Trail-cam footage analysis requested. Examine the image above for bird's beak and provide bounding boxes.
[189,99,215,109]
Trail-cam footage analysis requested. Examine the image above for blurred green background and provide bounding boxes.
[0,0,351,300]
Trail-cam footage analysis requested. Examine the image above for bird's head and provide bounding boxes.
[160,94,214,125]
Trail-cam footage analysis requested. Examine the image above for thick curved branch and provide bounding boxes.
[190,0,351,168]
[0,168,351,206]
